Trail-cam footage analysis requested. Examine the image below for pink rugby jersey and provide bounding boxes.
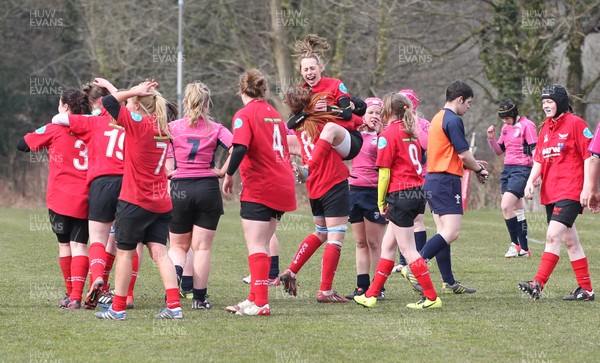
[488,116,537,166]
[168,117,233,179]
[589,122,600,157]
[349,131,379,188]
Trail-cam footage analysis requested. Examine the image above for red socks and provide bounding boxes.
[88,242,106,284]
[410,258,437,301]
[69,255,89,300]
[102,252,115,290]
[165,288,181,309]
[112,295,127,312]
[571,257,593,291]
[535,252,560,287]
[366,258,395,298]
[59,256,72,295]
[289,234,323,274]
[127,252,139,297]
[320,242,342,291]
[248,253,270,307]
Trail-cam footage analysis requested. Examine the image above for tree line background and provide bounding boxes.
[1,0,599,209]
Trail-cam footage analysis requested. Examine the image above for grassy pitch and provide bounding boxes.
[1,206,599,362]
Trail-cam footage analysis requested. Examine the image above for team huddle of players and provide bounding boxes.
[19,34,600,319]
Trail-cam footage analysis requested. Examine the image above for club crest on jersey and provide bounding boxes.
[35,125,46,134]
[234,118,243,129]
[544,134,548,143]
[558,133,568,140]
[371,137,377,145]
[514,129,520,137]
[378,137,387,149]
[339,83,348,94]
[130,112,143,122]
[584,127,593,138]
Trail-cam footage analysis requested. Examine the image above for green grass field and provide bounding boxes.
[1,206,599,362]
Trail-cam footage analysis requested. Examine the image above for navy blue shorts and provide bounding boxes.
[310,180,349,218]
[545,200,583,228]
[348,186,387,224]
[500,165,531,198]
[424,173,463,215]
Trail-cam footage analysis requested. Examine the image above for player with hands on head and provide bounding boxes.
[93,80,183,320]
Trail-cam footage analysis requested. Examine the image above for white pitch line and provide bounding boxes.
[529,238,545,244]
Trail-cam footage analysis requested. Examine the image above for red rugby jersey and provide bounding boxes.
[115,107,172,213]
[69,111,125,185]
[295,124,349,200]
[231,99,296,212]
[307,76,362,130]
[24,123,89,218]
[534,112,592,204]
[376,120,424,192]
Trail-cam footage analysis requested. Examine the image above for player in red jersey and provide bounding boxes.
[393,89,431,273]
[223,69,296,316]
[519,84,595,301]
[93,80,182,320]
[286,34,364,170]
[487,99,537,258]
[18,89,92,310]
[354,92,441,309]
[278,86,351,303]
[166,81,232,310]
[345,97,388,300]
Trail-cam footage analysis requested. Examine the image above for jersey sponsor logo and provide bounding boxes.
[541,146,561,157]
[378,136,387,149]
[558,133,568,139]
[339,83,348,94]
[35,125,46,134]
[263,117,282,123]
[584,127,593,138]
[234,118,243,129]
[130,112,143,122]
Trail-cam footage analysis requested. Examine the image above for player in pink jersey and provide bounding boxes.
[354,92,441,310]
[223,69,296,316]
[519,84,594,301]
[18,88,91,310]
[166,81,232,310]
[278,86,351,303]
[345,97,388,300]
[92,80,182,320]
[487,99,537,258]
[581,122,600,212]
